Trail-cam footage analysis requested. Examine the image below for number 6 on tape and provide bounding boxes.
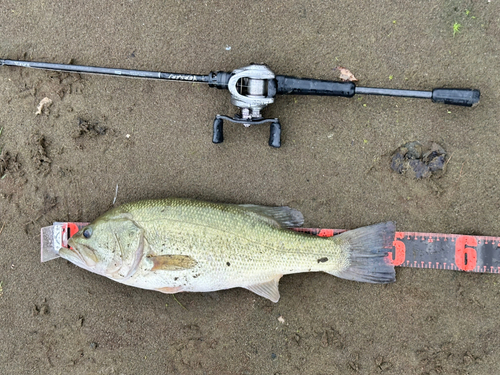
[455,236,478,271]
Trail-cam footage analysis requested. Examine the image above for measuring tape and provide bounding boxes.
[41,223,500,273]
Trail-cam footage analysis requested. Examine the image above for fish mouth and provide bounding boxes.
[60,241,98,268]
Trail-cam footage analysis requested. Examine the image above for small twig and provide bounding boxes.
[458,161,466,179]
[0,126,4,155]
[0,222,5,236]
[444,152,453,166]
[172,295,187,310]
[112,184,118,205]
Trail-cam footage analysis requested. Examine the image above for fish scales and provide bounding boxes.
[62,198,396,302]
[120,200,349,289]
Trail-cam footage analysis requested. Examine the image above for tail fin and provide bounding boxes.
[330,222,396,283]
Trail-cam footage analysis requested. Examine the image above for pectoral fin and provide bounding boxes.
[244,275,282,303]
[149,255,197,271]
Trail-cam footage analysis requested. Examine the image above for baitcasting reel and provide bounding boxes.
[212,64,281,148]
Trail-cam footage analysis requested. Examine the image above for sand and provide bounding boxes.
[0,1,499,374]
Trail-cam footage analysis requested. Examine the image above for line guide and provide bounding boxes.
[41,223,500,274]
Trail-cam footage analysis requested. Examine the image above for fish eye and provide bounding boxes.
[83,227,93,239]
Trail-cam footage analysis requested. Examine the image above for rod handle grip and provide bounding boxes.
[432,89,480,107]
[275,76,355,97]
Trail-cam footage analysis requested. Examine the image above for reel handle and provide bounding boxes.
[212,115,281,147]
[269,121,281,148]
[212,117,224,144]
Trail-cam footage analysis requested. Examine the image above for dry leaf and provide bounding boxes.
[35,97,53,115]
[336,67,358,82]
[278,315,285,324]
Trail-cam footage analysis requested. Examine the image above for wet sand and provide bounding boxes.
[0,1,499,374]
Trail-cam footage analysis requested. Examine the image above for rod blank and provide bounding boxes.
[0,59,210,83]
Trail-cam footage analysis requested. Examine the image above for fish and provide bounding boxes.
[60,198,396,302]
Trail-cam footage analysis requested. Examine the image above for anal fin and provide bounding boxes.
[156,286,184,294]
[244,275,282,303]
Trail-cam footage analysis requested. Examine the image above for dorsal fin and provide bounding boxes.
[238,204,304,228]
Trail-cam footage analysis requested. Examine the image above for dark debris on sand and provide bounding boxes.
[391,141,447,179]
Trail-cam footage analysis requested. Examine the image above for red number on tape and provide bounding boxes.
[455,235,477,271]
[317,229,335,237]
[388,232,406,266]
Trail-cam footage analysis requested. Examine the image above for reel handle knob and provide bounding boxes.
[212,117,224,144]
[269,121,281,148]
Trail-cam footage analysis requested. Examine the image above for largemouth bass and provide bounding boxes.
[60,198,395,302]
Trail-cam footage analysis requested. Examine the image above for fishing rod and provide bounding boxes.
[1,58,480,148]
